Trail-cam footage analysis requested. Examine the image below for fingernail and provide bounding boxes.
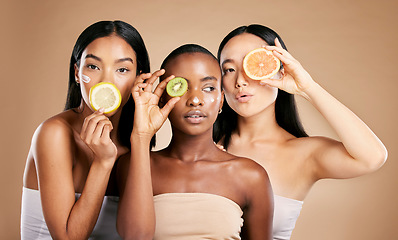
[99,108,104,113]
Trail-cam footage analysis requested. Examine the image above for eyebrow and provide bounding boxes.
[116,58,134,64]
[85,54,134,64]
[85,54,101,61]
[201,76,218,82]
[221,58,234,67]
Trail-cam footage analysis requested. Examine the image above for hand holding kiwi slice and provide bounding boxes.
[166,77,188,97]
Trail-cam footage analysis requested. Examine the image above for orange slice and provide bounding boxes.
[89,82,121,114]
[243,48,280,80]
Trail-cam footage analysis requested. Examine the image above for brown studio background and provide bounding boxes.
[1,0,397,239]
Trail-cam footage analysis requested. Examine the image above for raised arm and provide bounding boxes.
[34,110,117,239]
[262,39,387,179]
[117,70,179,239]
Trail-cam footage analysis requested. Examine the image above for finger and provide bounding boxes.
[274,37,283,48]
[160,96,180,117]
[81,109,105,139]
[132,81,149,97]
[142,69,166,93]
[259,78,284,89]
[271,50,295,68]
[153,74,175,98]
[134,73,152,85]
[81,113,109,142]
[92,119,113,142]
[265,45,294,61]
[146,69,165,85]
[100,124,112,142]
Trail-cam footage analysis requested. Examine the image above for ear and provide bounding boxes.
[219,90,225,112]
[74,63,80,84]
[279,66,285,79]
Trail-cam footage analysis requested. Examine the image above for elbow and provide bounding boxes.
[365,145,388,172]
[375,146,388,169]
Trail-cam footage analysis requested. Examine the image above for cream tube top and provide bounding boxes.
[154,192,244,240]
[20,187,121,240]
[273,194,303,240]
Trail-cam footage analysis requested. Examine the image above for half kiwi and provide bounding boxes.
[166,77,188,97]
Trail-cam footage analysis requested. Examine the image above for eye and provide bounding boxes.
[222,68,235,75]
[86,64,99,70]
[117,67,129,73]
[203,86,215,92]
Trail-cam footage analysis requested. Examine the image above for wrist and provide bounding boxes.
[299,80,320,101]
[91,158,115,172]
[130,130,153,143]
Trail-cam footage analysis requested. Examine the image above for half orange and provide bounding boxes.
[243,48,280,80]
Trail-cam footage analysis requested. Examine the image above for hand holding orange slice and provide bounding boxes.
[243,48,280,80]
[89,82,122,114]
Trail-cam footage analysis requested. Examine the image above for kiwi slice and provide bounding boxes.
[166,77,188,97]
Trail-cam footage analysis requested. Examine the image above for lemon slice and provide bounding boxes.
[89,82,122,114]
[243,48,280,80]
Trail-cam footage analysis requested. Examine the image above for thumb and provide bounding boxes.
[160,97,180,117]
[259,78,283,89]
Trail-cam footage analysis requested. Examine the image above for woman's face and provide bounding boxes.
[75,35,137,116]
[163,52,223,136]
[219,33,278,118]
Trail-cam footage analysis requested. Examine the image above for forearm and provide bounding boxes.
[50,161,113,240]
[304,81,387,165]
[117,134,155,239]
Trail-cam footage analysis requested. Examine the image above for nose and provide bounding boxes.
[186,90,204,107]
[101,69,116,84]
[235,71,249,88]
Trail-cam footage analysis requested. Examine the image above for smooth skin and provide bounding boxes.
[22,35,138,239]
[219,33,388,201]
[117,52,273,240]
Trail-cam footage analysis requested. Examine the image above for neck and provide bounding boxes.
[235,102,282,141]
[166,128,218,162]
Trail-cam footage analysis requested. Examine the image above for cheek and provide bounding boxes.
[116,77,137,104]
[81,74,91,83]
[222,78,235,92]
[206,93,222,116]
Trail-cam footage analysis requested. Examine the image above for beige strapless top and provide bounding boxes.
[153,193,243,240]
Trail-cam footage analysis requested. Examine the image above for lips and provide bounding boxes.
[236,92,253,103]
[184,110,207,124]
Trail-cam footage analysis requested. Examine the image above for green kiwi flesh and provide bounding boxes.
[166,77,188,97]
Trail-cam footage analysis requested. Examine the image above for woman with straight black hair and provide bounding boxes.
[214,24,388,240]
[21,20,151,239]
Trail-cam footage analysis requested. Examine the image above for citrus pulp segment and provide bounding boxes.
[243,48,280,80]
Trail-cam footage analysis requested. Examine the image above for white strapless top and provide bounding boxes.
[273,194,303,240]
[20,187,121,239]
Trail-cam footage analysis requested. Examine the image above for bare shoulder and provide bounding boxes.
[34,111,77,140]
[31,111,77,159]
[225,155,270,185]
